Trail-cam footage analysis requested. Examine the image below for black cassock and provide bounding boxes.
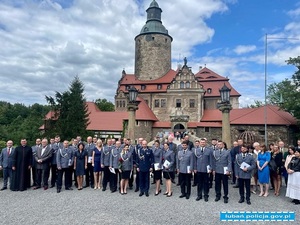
[11,145,32,191]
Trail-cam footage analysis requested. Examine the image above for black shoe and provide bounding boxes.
[139,192,144,197]
[209,185,212,189]
[33,186,41,190]
[192,184,197,187]
[102,188,106,191]
[176,183,180,186]
[233,185,239,188]
[238,199,244,203]
[151,182,155,184]
[135,188,139,192]
[91,185,94,189]
[66,187,73,190]
[57,189,61,193]
[179,194,186,198]
[204,197,208,202]
[50,185,55,188]
[0,187,7,191]
[294,200,300,205]
[129,186,133,190]
[196,196,202,201]
[186,195,190,199]
[224,199,228,204]
[160,181,163,185]
[171,179,175,184]
[145,192,149,197]
[292,199,296,203]
[83,185,88,188]
[215,197,220,202]
[247,200,251,205]
[231,182,235,185]
[111,190,117,193]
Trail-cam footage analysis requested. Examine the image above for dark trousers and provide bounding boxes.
[192,172,197,185]
[85,163,94,187]
[32,166,37,186]
[238,178,251,201]
[3,168,12,188]
[180,173,192,196]
[110,169,119,191]
[36,167,50,187]
[232,162,236,184]
[215,173,228,199]
[196,172,209,198]
[50,164,57,186]
[209,173,214,187]
[139,171,150,193]
[57,167,71,189]
[102,166,110,189]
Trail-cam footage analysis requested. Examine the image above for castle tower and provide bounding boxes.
[134,0,173,81]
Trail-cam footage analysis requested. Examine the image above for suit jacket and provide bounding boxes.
[212,148,232,174]
[51,142,63,165]
[136,147,154,172]
[35,145,53,170]
[152,146,163,168]
[85,143,96,159]
[101,145,113,166]
[235,153,256,179]
[162,149,175,172]
[32,145,41,167]
[231,145,241,162]
[56,147,73,169]
[120,151,133,171]
[0,147,15,168]
[193,147,213,173]
[177,149,194,174]
[110,147,121,169]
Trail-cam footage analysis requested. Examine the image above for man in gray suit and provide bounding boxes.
[31,138,41,187]
[50,136,63,188]
[177,141,194,199]
[194,138,213,202]
[235,144,256,205]
[212,140,231,203]
[85,136,95,188]
[0,140,15,190]
[33,139,53,190]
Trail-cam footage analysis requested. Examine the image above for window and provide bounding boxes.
[141,85,146,90]
[126,85,130,90]
[116,101,119,108]
[161,99,166,107]
[205,127,210,132]
[189,99,195,108]
[154,99,160,107]
[157,84,162,90]
[207,88,212,94]
[180,81,184,89]
[122,101,126,107]
[186,81,190,88]
[136,120,139,126]
[176,99,181,108]
[259,130,265,136]
[144,121,148,127]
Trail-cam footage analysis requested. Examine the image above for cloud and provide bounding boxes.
[233,45,257,55]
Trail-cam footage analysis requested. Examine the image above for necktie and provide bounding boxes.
[219,149,221,155]
[201,147,203,153]
[7,148,10,155]
[243,153,245,158]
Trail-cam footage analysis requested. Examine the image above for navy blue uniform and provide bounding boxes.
[137,147,154,195]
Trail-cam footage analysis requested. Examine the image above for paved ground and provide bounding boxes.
[0,178,298,225]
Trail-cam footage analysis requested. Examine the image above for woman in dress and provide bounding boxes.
[284,146,295,186]
[162,143,175,197]
[257,144,271,197]
[74,143,87,190]
[152,140,163,196]
[119,144,133,195]
[92,140,103,190]
[270,145,283,196]
[286,149,300,204]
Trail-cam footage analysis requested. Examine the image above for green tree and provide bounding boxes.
[248,100,264,108]
[267,56,300,121]
[95,98,115,111]
[46,76,90,140]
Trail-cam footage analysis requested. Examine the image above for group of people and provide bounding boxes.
[1,135,300,205]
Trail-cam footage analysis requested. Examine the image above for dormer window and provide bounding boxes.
[141,85,146,90]
[126,85,130,90]
[157,84,162,90]
[207,88,212,94]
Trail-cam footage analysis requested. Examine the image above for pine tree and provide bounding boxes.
[46,76,90,140]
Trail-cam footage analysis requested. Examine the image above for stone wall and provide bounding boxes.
[135,34,171,80]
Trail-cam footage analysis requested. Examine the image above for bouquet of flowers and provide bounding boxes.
[118,157,124,170]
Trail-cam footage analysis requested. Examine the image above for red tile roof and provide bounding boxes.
[41,100,158,132]
[153,121,171,128]
[195,67,227,81]
[187,121,222,128]
[201,81,240,97]
[201,105,297,125]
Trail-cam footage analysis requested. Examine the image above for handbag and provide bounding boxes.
[268,159,277,172]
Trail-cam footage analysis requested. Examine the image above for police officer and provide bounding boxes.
[56,140,74,193]
[109,141,121,193]
[212,140,231,203]
[101,139,113,191]
[235,144,256,205]
[136,140,154,197]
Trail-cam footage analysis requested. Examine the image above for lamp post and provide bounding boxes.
[218,83,232,148]
[127,86,139,141]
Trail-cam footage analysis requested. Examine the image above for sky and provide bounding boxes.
[0,0,300,107]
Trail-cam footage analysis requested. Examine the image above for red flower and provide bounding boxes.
[119,158,124,163]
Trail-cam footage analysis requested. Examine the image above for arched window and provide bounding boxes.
[207,88,212,94]
[186,81,190,88]
[180,81,184,89]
